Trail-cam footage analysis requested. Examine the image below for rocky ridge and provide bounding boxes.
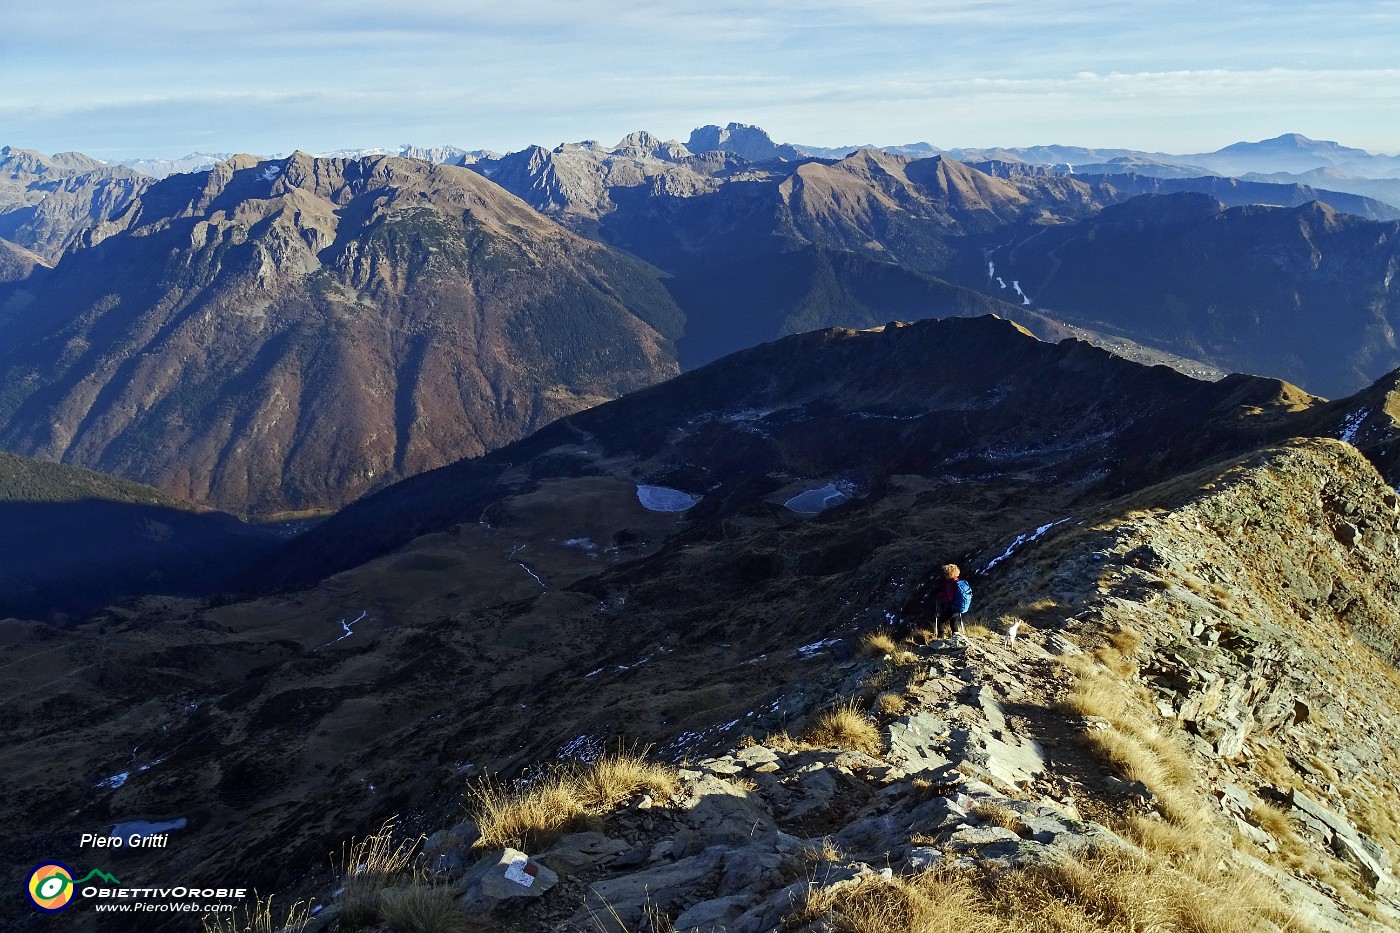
[0,146,149,261]
[275,437,1400,933]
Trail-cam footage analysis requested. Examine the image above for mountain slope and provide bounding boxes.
[6,316,1400,931]
[985,193,1400,397]
[249,315,1319,589]
[0,152,684,517]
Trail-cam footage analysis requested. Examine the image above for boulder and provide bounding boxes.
[459,848,559,912]
[573,847,727,931]
[537,831,630,877]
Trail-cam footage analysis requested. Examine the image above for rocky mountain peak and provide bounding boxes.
[687,122,806,161]
[611,130,692,162]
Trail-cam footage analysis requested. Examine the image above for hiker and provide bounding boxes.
[934,563,972,639]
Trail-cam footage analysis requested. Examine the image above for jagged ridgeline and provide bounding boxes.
[7,316,1400,932]
[0,152,683,518]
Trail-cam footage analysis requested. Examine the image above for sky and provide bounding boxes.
[3,0,1399,160]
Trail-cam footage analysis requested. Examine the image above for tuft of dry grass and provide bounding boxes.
[1062,662,1206,846]
[795,869,998,933]
[970,801,1022,833]
[470,753,679,851]
[874,691,910,716]
[469,778,584,853]
[379,884,468,933]
[571,752,680,810]
[802,836,846,866]
[332,818,424,928]
[801,703,884,757]
[862,631,900,656]
[201,894,310,933]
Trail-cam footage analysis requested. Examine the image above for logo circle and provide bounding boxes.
[27,863,76,912]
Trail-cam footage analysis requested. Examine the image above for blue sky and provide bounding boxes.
[4,0,1398,159]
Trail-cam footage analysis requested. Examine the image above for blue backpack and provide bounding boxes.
[954,579,973,614]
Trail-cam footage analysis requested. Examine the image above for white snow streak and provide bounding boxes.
[518,564,546,588]
[324,610,367,646]
[984,519,1069,572]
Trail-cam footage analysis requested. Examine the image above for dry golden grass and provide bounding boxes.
[970,801,1022,833]
[764,730,805,752]
[470,778,585,853]
[201,893,310,933]
[862,631,899,656]
[801,703,884,757]
[1107,625,1143,655]
[1062,662,1206,847]
[471,753,679,851]
[802,836,846,865]
[572,752,680,810]
[796,868,997,933]
[332,818,424,928]
[1249,801,1293,839]
[874,691,910,716]
[379,884,468,933]
[791,846,1312,933]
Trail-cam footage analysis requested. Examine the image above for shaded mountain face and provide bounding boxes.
[0,153,684,518]
[254,315,1327,592]
[0,450,280,621]
[0,146,149,263]
[8,316,1400,931]
[982,193,1400,398]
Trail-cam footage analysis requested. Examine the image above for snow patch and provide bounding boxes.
[1011,281,1031,305]
[261,164,282,182]
[1338,409,1370,445]
[95,772,129,790]
[518,563,546,588]
[562,537,597,553]
[637,485,700,512]
[797,638,842,658]
[557,734,605,763]
[984,519,1069,572]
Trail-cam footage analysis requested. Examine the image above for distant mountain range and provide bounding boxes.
[4,124,1400,518]
[103,125,1400,198]
[0,153,682,517]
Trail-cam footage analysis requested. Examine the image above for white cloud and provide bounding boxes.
[3,1,1398,157]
